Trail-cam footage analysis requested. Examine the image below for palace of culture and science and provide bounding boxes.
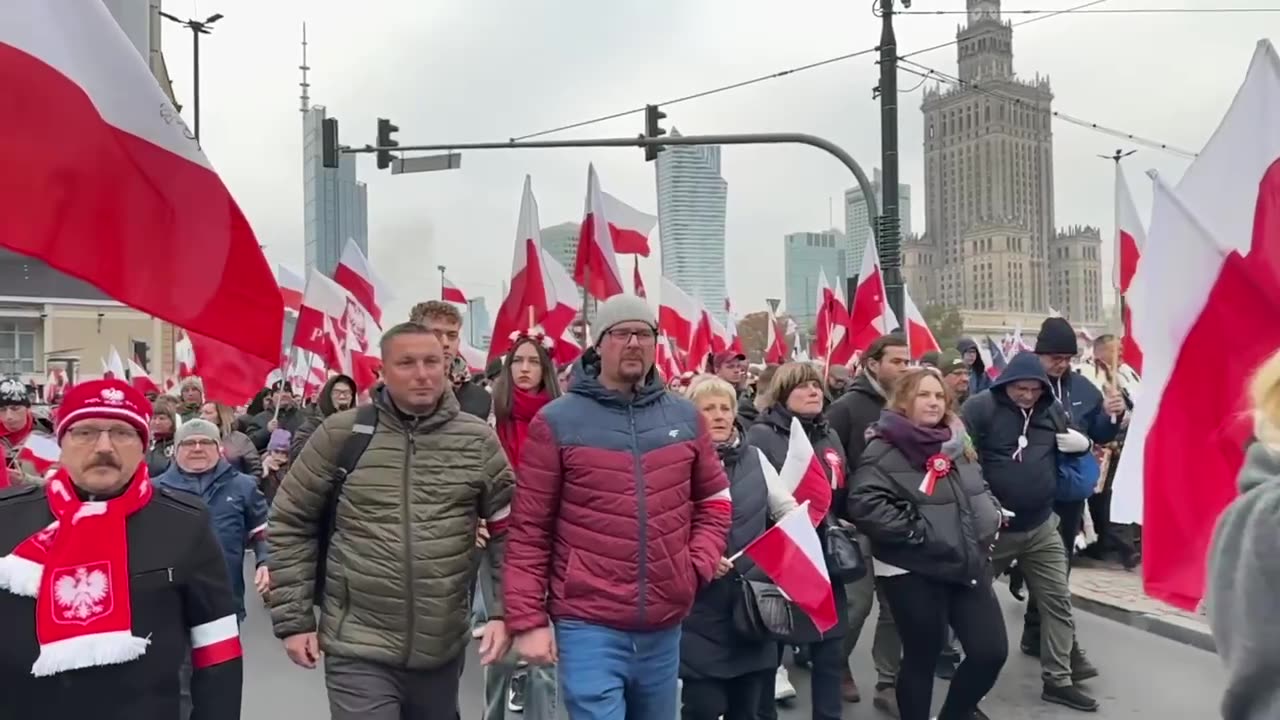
[902,0,1104,333]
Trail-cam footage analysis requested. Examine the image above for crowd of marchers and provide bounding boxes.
[13,294,1266,720]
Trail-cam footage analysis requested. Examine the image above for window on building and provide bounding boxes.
[0,322,36,374]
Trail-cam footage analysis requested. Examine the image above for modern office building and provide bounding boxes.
[461,297,493,351]
[302,105,368,276]
[539,222,596,324]
[844,167,912,279]
[656,129,729,321]
[783,230,846,333]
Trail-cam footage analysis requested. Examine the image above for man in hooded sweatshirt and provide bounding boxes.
[961,352,1098,711]
[288,374,356,462]
[957,338,992,398]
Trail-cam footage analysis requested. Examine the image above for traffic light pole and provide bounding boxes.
[347,132,881,229]
[877,0,905,329]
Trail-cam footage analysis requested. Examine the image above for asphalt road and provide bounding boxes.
[240,574,1225,719]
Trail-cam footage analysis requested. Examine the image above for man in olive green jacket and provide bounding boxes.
[267,323,515,720]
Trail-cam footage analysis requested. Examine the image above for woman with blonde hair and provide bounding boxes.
[146,395,180,476]
[847,367,1005,720]
[198,400,263,478]
[680,374,796,720]
[1208,349,1280,720]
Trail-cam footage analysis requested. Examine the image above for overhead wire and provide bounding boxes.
[509,0,1109,141]
[897,7,1280,15]
[896,57,1199,158]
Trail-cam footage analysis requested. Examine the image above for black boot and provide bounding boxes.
[1019,627,1040,657]
[1042,683,1099,712]
[1071,645,1099,682]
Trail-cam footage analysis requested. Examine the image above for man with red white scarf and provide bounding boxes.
[0,378,243,719]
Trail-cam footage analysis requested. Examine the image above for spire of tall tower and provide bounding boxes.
[299,22,311,113]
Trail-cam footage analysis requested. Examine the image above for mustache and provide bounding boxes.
[87,453,121,470]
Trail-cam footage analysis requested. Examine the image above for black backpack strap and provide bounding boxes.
[314,403,378,597]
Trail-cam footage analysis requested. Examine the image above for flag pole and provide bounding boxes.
[580,264,591,350]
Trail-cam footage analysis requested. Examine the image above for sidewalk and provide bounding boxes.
[1068,557,1215,653]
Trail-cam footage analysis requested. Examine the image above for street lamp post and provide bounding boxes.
[466,299,479,347]
[159,11,223,143]
[436,265,447,295]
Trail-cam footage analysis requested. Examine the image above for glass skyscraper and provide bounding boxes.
[302,105,368,275]
[843,167,912,280]
[656,130,728,321]
[783,230,846,332]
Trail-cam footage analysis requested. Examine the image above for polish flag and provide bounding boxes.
[459,340,487,375]
[740,498,839,634]
[490,177,580,363]
[302,352,327,401]
[42,368,67,405]
[656,333,683,381]
[175,332,196,379]
[278,265,305,315]
[658,276,700,352]
[292,268,382,390]
[903,288,940,359]
[632,258,647,298]
[792,333,810,363]
[185,330,283,406]
[601,191,658,256]
[128,358,159,397]
[776,416,836,526]
[442,276,468,306]
[765,314,789,364]
[982,336,1008,379]
[843,233,895,359]
[101,347,125,380]
[189,615,242,670]
[1114,165,1147,374]
[1115,40,1280,611]
[333,238,391,325]
[17,434,60,476]
[689,307,731,374]
[814,268,848,359]
[0,0,282,365]
[723,299,745,355]
[574,165,627,301]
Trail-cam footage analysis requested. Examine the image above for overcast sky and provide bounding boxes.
[161,0,1277,325]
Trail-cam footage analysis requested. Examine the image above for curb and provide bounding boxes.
[1070,591,1216,654]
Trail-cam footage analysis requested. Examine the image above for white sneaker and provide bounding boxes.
[774,666,797,702]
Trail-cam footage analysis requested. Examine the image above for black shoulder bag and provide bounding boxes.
[314,404,378,597]
[732,575,795,640]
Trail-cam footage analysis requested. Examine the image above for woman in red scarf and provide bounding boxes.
[483,330,561,718]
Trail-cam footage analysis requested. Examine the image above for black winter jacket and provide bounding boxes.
[0,483,243,720]
[747,405,849,642]
[960,352,1069,532]
[848,436,1002,587]
[957,338,992,397]
[454,380,493,420]
[288,374,356,463]
[680,433,777,680]
[825,374,887,471]
[247,404,307,452]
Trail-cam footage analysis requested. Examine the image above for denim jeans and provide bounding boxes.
[555,620,680,720]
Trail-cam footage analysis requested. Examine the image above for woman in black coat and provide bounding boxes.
[679,375,797,720]
[746,362,851,720]
[847,367,1006,720]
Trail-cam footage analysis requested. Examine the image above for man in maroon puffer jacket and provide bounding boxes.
[504,294,732,720]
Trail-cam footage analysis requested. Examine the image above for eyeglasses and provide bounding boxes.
[606,328,656,343]
[66,425,140,446]
[178,438,219,449]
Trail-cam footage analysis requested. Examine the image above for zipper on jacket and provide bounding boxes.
[949,470,979,586]
[401,427,417,665]
[630,404,647,626]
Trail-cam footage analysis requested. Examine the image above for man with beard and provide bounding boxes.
[0,379,243,718]
[410,301,492,419]
[823,335,909,711]
[289,374,357,462]
[248,382,306,452]
[504,295,731,720]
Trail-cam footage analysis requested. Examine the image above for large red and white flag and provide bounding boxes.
[689,306,731,373]
[658,276,700,352]
[814,268,848,359]
[903,287,940,359]
[1115,40,1280,611]
[723,299,745,355]
[601,191,657,256]
[740,498,839,633]
[176,328,271,407]
[776,416,838,526]
[101,347,125,380]
[490,177,580,363]
[765,314,789,365]
[333,238,391,325]
[17,434,59,476]
[128,357,159,397]
[1114,164,1147,374]
[844,233,895,359]
[655,333,683,381]
[442,275,468,306]
[632,258,647,298]
[574,165,627,301]
[459,340,487,375]
[292,268,382,390]
[0,0,282,365]
[278,265,305,316]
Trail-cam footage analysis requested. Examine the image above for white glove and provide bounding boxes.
[1056,428,1091,454]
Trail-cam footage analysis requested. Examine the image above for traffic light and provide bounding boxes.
[321,117,340,169]
[376,117,400,170]
[643,104,667,162]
